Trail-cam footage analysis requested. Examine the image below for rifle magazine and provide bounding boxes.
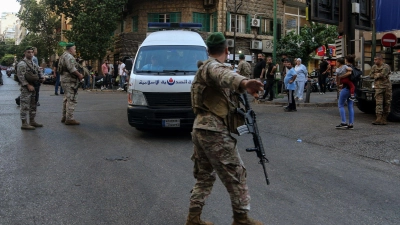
[236,125,249,136]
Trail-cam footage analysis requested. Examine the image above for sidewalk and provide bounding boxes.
[256,91,339,107]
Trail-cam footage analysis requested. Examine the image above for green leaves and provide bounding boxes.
[277,23,338,65]
[17,0,60,61]
[46,0,127,60]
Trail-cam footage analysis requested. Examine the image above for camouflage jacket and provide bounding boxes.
[191,57,248,132]
[59,51,78,82]
[369,63,391,88]
[237,60,251,78]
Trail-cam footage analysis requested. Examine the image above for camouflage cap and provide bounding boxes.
[206,32,226,47]
[239,54,245,59]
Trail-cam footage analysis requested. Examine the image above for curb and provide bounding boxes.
[83,89,126,93]
[254,99,338,107]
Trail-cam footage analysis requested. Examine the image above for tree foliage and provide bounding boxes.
[277,23,338,65]
[17,0,60,62]
[46,0,127,60]
[0,39,18,60]
[1,54,16,66]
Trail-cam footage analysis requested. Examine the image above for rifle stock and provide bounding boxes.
[237,93,270,185]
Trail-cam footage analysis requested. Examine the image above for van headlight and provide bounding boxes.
[128,90,147,106]
[371,82,375,89]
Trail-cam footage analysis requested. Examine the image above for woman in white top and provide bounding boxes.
[294,58,308,100]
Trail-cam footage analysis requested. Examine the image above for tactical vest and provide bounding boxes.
[191,59,244,134]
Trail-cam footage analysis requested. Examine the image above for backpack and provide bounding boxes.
[350,66,362,86]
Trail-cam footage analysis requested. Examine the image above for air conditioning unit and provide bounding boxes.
[251,19,260,27]
[250,40,262,50]
[227,39,235,48]
[204,0,215,6]
[262,39,273,53]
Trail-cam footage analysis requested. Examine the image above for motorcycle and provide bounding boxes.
[42,73,56,84]
[309,78,320,92]
[6,69,12,77]
[326,77,337,92]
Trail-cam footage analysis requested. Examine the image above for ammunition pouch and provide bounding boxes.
[227,93,245,135]
[22,60,39,85]
[24,70,39,85]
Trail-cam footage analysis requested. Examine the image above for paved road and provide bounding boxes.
[1,70,399,225]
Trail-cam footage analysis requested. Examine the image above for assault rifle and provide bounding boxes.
[236,93,270,185]
[71,79,84,99]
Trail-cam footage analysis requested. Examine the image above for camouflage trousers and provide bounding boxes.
[20,86,37,120]
[61,81,78,120]
[189,128,250,213]
[375,87,392,115]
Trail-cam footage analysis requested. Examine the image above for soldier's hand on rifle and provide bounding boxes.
[241,79,264,98]
[77,73,84,81]
[26,84,34,92]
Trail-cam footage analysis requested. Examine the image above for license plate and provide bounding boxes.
[162,119,180,127]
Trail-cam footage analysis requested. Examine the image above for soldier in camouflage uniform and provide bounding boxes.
[369,54,392,125]
[186,32,264,225]
[17,47,43,130]
[58,43,84,125]
[237,54,251,78]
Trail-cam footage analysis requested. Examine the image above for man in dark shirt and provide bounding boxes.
[318,57,330,94]
[253,53,266,79]
[261,56,276,100]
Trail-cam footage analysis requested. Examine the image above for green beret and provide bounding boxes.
[66,42,75,48]
[239,54,245,59]
[25,46,34,51]
[206,32,226,47]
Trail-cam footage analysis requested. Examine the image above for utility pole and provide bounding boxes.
[371,0,376,61]
[232,0,242,66]
[273,0,277,64]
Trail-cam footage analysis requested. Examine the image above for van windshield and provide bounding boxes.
[134,45,208,75]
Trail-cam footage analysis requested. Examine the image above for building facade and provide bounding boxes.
[111,0,307,63]
[0,12,18,40]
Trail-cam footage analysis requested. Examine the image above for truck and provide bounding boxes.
[127,23,208,130]
[356,72,400,121]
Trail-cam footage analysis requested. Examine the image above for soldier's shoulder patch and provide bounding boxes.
[70,58,76,64]
[18,65,26,73]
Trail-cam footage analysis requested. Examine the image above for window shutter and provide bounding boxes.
[147,13,159,22]
[170,12,181,22]
[132,16,138,32]
[258,16,262,35]
[226,12,231,31]
[246,14,251,34]
[213,12,217,32]
[205,13,210,32]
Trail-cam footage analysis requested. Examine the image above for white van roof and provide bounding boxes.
[142,30,206,47]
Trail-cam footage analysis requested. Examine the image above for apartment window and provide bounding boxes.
[148,12,181,23]
[284,6,307,34]
[132,16,138,32]
[193,12,210,32]
[230,14,246,33]
[260,18,273,35]
[210,13,215,32]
